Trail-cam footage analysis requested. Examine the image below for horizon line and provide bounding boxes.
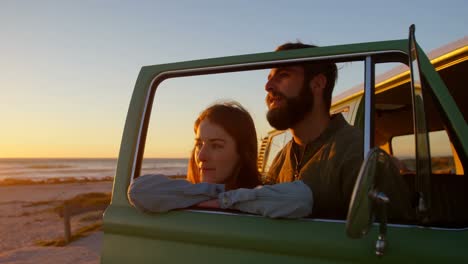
[0,156,189,159]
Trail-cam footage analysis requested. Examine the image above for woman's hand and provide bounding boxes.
[197,199,220,208]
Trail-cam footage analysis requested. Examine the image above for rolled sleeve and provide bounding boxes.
[128,174,224,213]
[219,181,313,219]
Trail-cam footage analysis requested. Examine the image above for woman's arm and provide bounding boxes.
[128,174,224,213]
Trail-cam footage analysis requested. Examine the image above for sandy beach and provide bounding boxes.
[0,181,112,263]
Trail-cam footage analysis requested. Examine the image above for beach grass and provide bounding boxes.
[23,200,58,207]
[33,192,111,247]
[79,212,103,222]
[54,192,111,211]
[34,222,103,247]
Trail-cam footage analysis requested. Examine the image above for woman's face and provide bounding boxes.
[195,119,239,184]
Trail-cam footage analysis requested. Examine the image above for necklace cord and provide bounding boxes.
[293,143,307,180]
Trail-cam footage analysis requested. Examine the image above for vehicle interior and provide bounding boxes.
[371,58,467,227]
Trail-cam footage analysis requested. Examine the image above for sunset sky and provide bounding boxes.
[0,0,466,158]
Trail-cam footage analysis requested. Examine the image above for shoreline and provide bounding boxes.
[0,174,186,187]
[0,181,113,204]
[0,176,114,187]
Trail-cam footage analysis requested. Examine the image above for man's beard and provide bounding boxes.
[266,82,314,130]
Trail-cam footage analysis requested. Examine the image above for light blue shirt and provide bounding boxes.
[128,174,313,219]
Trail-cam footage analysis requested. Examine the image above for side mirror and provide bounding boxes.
[346,148,392,256]
[346,148,378,238]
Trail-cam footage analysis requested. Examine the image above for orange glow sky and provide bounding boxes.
[1,1,466,158]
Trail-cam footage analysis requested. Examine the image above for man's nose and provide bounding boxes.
[265,79,275,92]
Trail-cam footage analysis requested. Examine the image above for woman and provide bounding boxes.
[186,101,261,190]
[128,101,312,218]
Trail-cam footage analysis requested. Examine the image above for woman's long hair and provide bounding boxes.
[187,101,261,190]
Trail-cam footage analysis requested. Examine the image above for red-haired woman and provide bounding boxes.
[128,101,312,218]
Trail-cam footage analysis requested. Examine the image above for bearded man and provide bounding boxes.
[265,42,364,219]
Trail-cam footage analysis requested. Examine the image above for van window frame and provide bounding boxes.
[128,51,408,222]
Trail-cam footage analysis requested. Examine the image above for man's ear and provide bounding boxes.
[309,73,327,95]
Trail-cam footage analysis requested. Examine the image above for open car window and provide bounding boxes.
[140,62,365,182]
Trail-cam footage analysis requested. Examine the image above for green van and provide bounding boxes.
[101,26,467,263]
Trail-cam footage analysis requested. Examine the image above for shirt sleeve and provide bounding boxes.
[218,181,313,219]
[128,174,225,213]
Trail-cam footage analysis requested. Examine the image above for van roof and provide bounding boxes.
[332,36,468,105]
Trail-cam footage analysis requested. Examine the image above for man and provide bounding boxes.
[265,42,363,219]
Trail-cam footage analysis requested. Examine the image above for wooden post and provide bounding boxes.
[63,202,71,244]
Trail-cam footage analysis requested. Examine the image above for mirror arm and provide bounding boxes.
[369,190,389,257]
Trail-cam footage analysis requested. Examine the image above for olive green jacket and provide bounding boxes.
[268,114,364,219]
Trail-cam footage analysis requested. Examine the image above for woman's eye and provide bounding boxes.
[212,144,223,150]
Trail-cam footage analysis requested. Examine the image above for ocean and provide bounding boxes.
[0,158,188,182]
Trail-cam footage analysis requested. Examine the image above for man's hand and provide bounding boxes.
[197,199,220,208]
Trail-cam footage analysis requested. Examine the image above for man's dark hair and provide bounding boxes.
[276,42,338,112]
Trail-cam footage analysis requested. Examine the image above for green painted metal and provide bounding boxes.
[102,205,468,263]
[102,37,468,263]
